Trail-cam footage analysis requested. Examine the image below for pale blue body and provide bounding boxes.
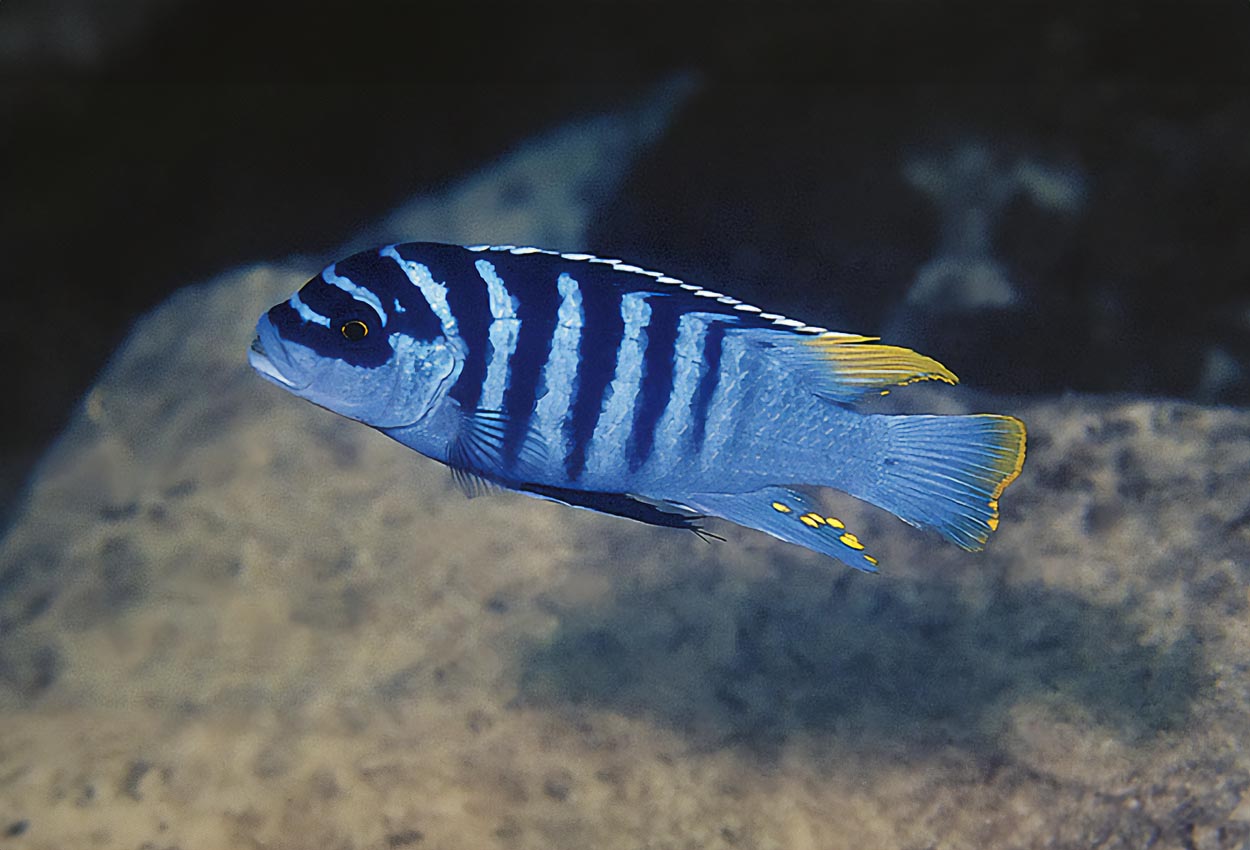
[250,241,1025,571]
[382,340,877,497]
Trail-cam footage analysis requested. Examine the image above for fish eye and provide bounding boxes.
[340,319,369,341]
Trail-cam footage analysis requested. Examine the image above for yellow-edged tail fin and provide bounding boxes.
[858,413,1026,550]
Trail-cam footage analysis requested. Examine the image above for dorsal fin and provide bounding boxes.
[739,328,958,404]
[460,243,833,334]
[459,242,958,407]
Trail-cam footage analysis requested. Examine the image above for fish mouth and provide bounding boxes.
[248,334,303,389]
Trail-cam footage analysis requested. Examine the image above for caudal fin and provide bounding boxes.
[864,414,1026,550]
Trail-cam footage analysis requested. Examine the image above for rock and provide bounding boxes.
[1,76,1248,850]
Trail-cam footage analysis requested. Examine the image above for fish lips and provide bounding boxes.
[248,319,308,391]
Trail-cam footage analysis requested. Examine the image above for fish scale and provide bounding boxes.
[249,241,1026,572]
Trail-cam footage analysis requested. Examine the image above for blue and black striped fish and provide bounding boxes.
[249,242,1025,571]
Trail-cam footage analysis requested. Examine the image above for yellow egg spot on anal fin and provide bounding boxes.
[839,531,865,550]
[800,514,820,528]
[864,554,878,566]
[772,502,792,513]
[801,512,827,526]
[825,516,844,529]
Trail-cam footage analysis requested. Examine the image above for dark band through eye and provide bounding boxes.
[341,319,369,341]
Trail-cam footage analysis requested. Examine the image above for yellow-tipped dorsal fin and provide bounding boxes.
[744,331,958,404]
[805,333,958,388]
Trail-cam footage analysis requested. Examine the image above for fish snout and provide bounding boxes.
[248,318,304,390]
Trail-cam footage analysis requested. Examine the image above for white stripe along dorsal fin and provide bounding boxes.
[471,244,837,336]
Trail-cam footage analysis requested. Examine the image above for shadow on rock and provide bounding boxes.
[516,565,1203,760]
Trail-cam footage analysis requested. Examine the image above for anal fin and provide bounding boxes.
[684,487,879,572]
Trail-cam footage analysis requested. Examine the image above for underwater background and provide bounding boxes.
[3,2,1249,848]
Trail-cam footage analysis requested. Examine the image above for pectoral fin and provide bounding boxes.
[447,408,547,496]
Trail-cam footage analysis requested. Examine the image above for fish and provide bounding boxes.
[249,241,1025,572]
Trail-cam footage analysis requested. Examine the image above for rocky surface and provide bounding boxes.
[2,88,1250,850]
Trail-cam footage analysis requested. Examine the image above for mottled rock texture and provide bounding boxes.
[2,112,1249,850]
[4,259,1249,849]
[3,53,1249,850]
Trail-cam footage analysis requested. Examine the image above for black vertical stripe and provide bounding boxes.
[564,269,627,480]
[495,258,561,467]
[393,243,492,413]
[688,321,726,455]
[626,296,681,471]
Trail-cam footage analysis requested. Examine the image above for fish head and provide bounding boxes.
[250,255,460,429]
